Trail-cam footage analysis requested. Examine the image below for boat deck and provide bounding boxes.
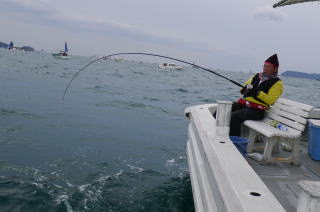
[247,140,320,212]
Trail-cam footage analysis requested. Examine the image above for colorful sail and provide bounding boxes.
[273,0,319,7]
[65,42,68,52]
[8,41,13,49]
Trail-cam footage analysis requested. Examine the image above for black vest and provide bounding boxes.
[251,73,280,92]
[246,73,281,106]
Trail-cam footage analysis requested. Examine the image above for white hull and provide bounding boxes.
[159,65,183,70]
[52,54,70,59]
[185,102,320,211]
[8,48,25,52]
[159,63,183,70]
[185,103,285,212]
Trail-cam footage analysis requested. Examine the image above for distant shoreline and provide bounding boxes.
[281,71,320,80]
[1,40,319,79]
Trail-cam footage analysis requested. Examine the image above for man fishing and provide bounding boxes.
[229,54,283,136]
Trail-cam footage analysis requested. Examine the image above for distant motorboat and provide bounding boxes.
[52,42,70,59]
[114,58,124,62]
[158,63,183,70]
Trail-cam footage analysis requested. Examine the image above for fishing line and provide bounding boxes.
[61,52,244,100]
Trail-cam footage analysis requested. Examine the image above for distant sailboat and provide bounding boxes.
[8,41,13,49]
[52,42,70,59]
[7,41,24,51]
[64,42,68,53]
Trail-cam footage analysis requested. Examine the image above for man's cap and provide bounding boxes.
[265,54,279,67]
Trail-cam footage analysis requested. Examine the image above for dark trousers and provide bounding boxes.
[229,102,265,136]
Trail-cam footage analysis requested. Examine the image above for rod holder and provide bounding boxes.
[216,101,232,136]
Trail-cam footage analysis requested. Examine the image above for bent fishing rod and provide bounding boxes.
[62,52,244,100]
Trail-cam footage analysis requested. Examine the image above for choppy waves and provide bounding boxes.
[0,158,192,212]
[1,49,319,211]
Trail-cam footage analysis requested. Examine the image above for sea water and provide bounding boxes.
[0,49,320,212]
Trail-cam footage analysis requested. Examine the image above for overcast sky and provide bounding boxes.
[1,0,319,73]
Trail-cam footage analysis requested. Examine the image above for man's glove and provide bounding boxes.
[240,84,253,94]
[242,84,259,98]
[248,87,259,97]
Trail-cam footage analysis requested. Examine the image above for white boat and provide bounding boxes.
[52,42,70,59]
[185,100,320,212]
[185,2,320,211]
[158,63,183,70]
[52,52,70,59]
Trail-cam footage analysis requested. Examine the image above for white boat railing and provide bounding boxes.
[185,102,286,212]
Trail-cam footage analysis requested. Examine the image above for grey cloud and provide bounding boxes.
[1,0,227,57]
[2,0,53,15]
[2,0,252,71]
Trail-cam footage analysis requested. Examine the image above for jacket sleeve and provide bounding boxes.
[256,80,283,106]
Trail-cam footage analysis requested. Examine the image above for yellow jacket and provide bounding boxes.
[242,75,283,108]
